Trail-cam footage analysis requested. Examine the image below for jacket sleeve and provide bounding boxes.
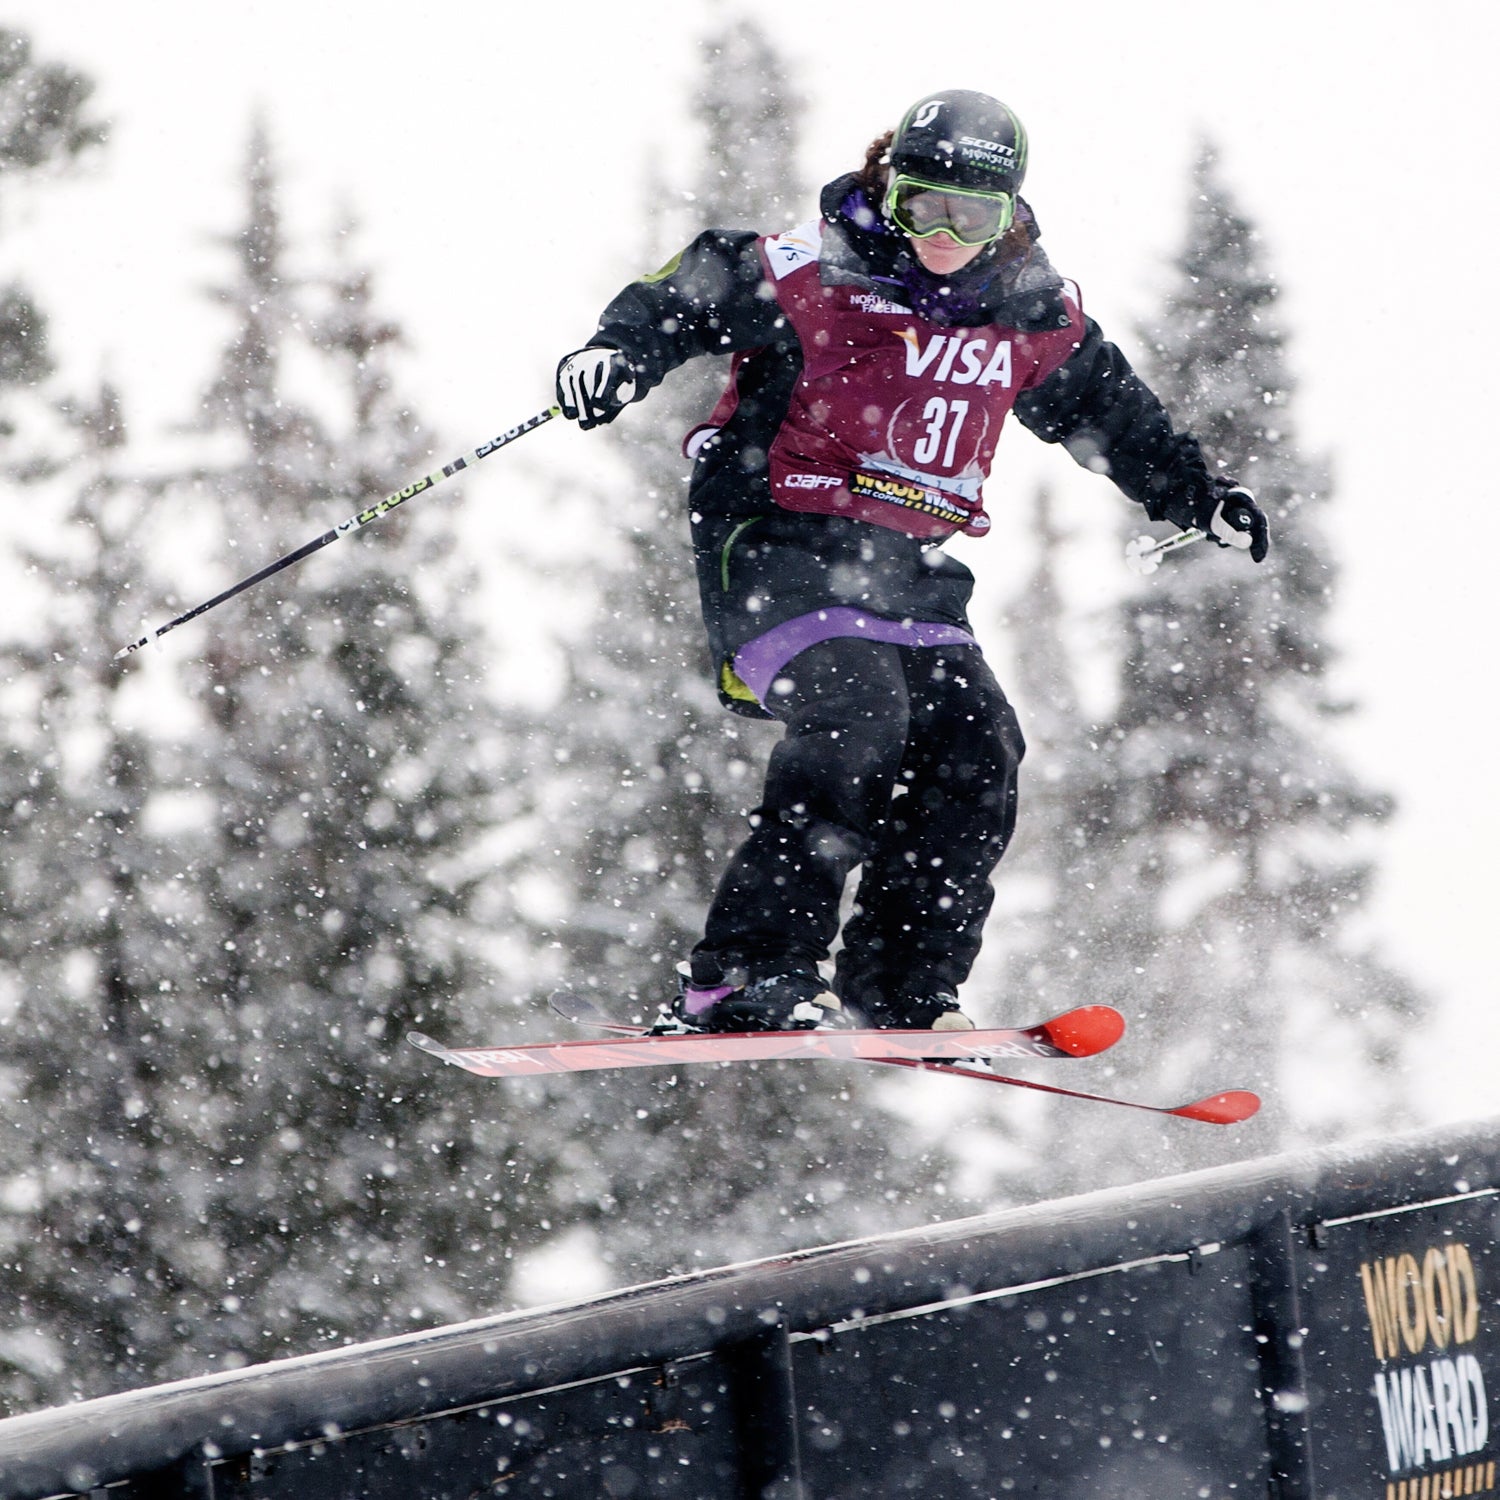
[1012,317,1217,529]
[587,230,787,398]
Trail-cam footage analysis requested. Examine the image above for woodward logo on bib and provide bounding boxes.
[849,470,975,529]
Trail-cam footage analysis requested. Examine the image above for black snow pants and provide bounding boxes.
[690,635,1025,1021]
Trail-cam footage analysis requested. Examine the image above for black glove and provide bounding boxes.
[1202,479,1270,563]
[556,346,638,430]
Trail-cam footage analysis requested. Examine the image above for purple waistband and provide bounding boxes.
[731,607,978,704]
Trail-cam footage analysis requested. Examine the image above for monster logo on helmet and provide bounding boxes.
[890,90,1029,196]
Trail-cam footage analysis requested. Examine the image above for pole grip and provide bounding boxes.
[1124,526,1204,575]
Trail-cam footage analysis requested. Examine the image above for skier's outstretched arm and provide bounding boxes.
[556,230,783,430]
[1014,317,1269,560]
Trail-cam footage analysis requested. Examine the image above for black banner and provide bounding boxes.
[1304,1191,1500,1499]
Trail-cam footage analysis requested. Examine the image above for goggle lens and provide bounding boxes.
[885,175,1015,247]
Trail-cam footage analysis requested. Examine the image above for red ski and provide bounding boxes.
[877,1057,1261,1124]
[409,999,1121,1080]
[412,993,1258,1125]
[547,988,1119,1058]
[544,990,1259,1126]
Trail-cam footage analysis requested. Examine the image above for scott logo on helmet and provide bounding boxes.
[898,330,1013,388]
[958,135,1017,159]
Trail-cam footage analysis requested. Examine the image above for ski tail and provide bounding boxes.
[409,1031,462,1065]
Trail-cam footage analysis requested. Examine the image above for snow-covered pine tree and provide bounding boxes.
[0,386,225,1409]
[947,486,1100,1188]
[523,23,952,1285]
[0,35,175,1410]
[136,124,549,1374]
[0,26,104,449]
[540,19,798,992]
[999,146,1420,1185]
[993,487,1090,909]
[0,27,105,173]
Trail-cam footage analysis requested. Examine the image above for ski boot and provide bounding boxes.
[654,965,843,1034]
[852,991,977,1032]
[915,995,977,1032]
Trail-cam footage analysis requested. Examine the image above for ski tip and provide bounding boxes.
[1171,1089,1262,1125]
[1042,1005,1126,1057]
[407,1031,448,1059]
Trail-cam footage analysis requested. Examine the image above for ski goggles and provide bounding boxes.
[884,173,1016,247]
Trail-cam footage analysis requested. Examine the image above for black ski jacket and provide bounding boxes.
[584,175,1222,713]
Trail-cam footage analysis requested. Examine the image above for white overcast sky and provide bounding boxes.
[6,1,1498,1119]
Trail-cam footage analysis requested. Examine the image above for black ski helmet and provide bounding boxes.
[888,90,1029,196]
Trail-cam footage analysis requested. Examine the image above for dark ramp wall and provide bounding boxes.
[0,1116,1495,1499]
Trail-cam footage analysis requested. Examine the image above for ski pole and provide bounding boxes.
[1124,526,1204,575]
[115,405,560,659]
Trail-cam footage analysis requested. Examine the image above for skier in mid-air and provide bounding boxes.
[555,89,1269,1037]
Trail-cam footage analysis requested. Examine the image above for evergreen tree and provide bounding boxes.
[543,18,801,994]
[1,122,564,1406]
[0,28,105,173]
[0,387,210,1409]
[952,485,1160,1199]
[953,488,1091,1178]
[995,147,1421,1189]
[523,23,953,1284]
[996,487,1089,902]
[0,31,174,1410]
[125,125,547,1377]
[0,27,104,444]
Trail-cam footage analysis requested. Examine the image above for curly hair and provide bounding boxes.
[855,129,895,198]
